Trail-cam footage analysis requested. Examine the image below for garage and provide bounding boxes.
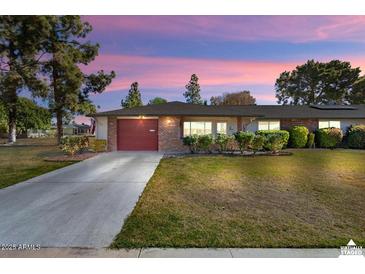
[117,119,158,151]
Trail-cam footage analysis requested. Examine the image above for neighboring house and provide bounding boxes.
[90,101,365,152]
[55,123,91,136]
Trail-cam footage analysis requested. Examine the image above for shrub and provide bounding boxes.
[256,130,289,148]
[251,135,265,154]
[316,128,343,148]
[289,126,309,148]
[265,134,285,154]
[60,136,89,156]
[182,134,199,153]
[226,136,238,153]
[197,134,213,153]
[306,132,315,148]
[93,139,107,152]
[215,133,230,153]
[234,131,255,153]
[347,125,365,149]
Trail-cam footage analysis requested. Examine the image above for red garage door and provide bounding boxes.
[117,119,158,151]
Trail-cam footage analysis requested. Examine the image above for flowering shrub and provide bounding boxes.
[60,136,89,156]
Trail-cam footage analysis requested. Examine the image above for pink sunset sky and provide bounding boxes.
[74,16,365,123]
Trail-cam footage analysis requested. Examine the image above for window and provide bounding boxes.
[318,120,341,129]
[258,121,280,130]
[216,122,227,134]
[183,122,212,136]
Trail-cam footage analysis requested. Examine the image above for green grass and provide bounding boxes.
[112,149,365,248]
[0,139,74,189]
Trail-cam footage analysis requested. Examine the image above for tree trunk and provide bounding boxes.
[7,103,16,143]
[56,110,63,145]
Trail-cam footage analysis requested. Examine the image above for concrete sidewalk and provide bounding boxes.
[0,247,344,258]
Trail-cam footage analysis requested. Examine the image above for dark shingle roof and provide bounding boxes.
[91,101,365,119]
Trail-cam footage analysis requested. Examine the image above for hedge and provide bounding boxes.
[316,128,343,148]
[265,134,286,154]
[256,130,289,148]
[289,126,309,148]
[347,125,365,149]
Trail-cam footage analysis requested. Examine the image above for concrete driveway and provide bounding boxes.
[0,152,163,248]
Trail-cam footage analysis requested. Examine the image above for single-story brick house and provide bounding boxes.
[91,101,365,152]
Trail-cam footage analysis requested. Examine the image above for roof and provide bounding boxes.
[90,101,365,119]
[61,124,90,129]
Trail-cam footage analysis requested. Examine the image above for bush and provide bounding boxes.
[265,134,285,154]
[256,130,289,148]
[251,135,265,154]
[215,133,230,153]
[234,131,255,153]
[93,139,107,152]
[316,128,343,148]
[60,136,89,156]
[226,136,238,153]
[307,132,315,148]
[347,125,365,149]
[289,126,309,148]
[182,134,199,153]
[197,135,213,153]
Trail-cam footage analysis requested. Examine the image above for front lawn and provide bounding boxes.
[0,139,74,189]
[112,150,365,248]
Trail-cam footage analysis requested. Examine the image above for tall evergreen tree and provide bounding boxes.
[121,82,143,108]
[42,16,115,144]
[183,74,203,104]
[351,76,365,104]
[0,16,51,143]
[275,60,360,105]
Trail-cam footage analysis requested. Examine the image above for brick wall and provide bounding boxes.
[280,119,318,132]
[158,116,188,153]
[107,116,117,151]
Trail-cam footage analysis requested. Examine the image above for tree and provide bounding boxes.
[210,90,256,105]
[0,101,7,134]
[275,60,361,105]
[350,76,365,104]
[183,74,203,104]
[121,82,143,108]
[148,97,167,105]
[0,97,51,135]
[0,16,51,143]
[42,16,115,144]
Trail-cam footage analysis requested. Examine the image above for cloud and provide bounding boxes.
[84,16,365,43]
[83,54,299,91]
